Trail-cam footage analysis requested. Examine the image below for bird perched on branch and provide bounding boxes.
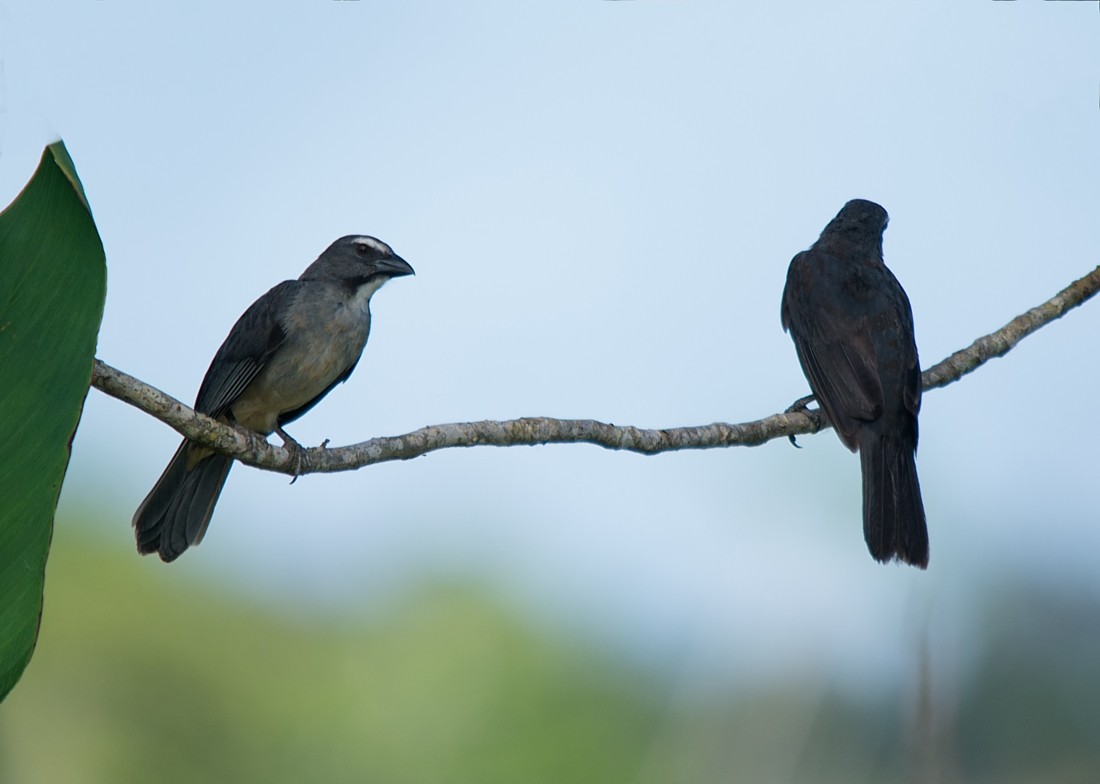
[133,235,414,562]
[781,199,928,567]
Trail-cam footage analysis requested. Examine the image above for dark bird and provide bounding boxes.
[133,235,414,562]
[781,199,928,567]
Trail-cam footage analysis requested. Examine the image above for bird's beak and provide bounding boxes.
[379,254,415,278]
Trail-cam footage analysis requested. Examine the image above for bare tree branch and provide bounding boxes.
[92,264,1100,475]
[921,265,1100,391]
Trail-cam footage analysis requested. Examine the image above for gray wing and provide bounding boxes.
[194,280,302,418]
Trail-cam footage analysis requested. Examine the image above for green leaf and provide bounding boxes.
[0,142,106,700]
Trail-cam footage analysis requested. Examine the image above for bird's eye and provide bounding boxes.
[356,243,370,256]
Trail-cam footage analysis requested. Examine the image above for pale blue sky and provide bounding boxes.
[1,1,1098,690]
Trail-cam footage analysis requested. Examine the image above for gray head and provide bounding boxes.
[819,199,889,242]
[299,235,415,287]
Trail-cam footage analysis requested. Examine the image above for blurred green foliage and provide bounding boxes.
[2,527,1099,783]
[956,586,1100,784]
[0,531,662,784]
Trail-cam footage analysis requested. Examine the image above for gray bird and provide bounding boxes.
[781,200,927,567]
[133,235,414,562]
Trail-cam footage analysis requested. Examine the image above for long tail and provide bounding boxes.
[859,431,928,568]
[132,441,233,562]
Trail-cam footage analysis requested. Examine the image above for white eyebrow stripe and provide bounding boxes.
[351,236,393,255]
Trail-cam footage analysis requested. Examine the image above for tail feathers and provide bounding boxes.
[132,442,233,562]
[860,431,928,568]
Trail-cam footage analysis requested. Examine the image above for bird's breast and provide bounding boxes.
[229,282,373,433]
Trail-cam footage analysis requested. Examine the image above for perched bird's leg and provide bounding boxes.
[785,393,817,448]
[274,424,306,483]
[785,393,816,414]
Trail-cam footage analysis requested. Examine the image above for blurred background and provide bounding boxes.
[1,1,1098,781]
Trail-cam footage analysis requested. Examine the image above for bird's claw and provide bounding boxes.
[785,393,816,415]
[785,393,817,448]
[275,425,306,484]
